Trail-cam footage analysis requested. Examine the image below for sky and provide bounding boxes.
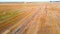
[0,0,60,2]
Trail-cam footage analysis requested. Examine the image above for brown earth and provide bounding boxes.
[0,2,60,34]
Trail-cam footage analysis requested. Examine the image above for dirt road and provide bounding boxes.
[0,2,60,34]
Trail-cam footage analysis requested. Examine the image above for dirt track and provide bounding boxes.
[0,2,60,34]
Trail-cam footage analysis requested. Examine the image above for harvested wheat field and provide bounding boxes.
[0,2,60,34]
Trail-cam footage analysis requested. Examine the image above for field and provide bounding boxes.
[0,2,60,34]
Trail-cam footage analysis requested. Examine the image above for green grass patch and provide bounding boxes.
[0,10,22,21]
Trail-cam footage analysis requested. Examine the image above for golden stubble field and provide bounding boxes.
[0,2,60,34]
